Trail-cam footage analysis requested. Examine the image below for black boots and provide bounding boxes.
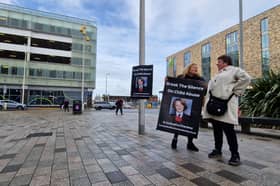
[187,142,199,152]
[171,138,177,149]
[208,149,222,158]
[171,138,199,152]
[228,154,241,166]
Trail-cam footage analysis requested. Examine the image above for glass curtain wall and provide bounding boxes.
[201,43,211,81]
[226,31,239,66]
[261,18,270,76]
[184,52,191,67]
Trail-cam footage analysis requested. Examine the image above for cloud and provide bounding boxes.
[4,0,280,97]
[0,0,18,4]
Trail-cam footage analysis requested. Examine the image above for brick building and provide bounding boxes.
[167,5,280,81]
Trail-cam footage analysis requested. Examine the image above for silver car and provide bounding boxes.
[0,100,26,110]
[93,101,116,110]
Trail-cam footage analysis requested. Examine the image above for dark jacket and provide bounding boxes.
[177,74,207,95]
[170,113,194,127]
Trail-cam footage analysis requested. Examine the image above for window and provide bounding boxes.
[74,72,82,80]
[42,70,49,77]
[72,43,83,51]
[184,52,191,67]
[173,57,177,76]
[201,43,211,81]
[71,58,82,65]
[0,33,28,45]
[1,65,8,74]
[31,38,71,51]
[64,71,73,79]
[37,69,43,77]
[9,18,19,27]
[29,69,35,76]
[261,18,268,32]
[56,71,64,79]
[11,67,17,75]
[85,59,91,66]
[49,70,56,78]
[0,16,7,25]
[30,54,71,64]
[226,31,239,66]
[34,23,43,31]
[261,18,270,76]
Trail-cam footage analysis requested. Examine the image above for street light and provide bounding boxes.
[80,25,91,111]
[105,73,110,101]
[138,0,145,135]
[21,44,27,104]
[239,0,244,69]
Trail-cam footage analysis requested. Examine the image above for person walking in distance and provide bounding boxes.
[63,99,69,112]
[203,55,251,166]
[115,99,123,115]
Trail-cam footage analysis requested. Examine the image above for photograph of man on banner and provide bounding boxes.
[168,97,194,126]
[136,77,147,93]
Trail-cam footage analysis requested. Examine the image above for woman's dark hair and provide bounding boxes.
[172,98,187,111]
[217,55,232,65]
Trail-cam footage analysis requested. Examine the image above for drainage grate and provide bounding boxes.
[26,132,53,138]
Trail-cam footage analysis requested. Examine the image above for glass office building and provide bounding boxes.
[0,3,97,106]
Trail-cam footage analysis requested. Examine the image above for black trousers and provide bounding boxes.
[173,133,194,144]
[211,120,239,156]
[116,107,123,115]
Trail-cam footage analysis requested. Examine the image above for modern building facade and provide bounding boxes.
[0,3,97,106]
[167,5,280,81]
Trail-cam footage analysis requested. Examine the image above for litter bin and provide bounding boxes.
[4,103,7,110]
[73,100,82,114]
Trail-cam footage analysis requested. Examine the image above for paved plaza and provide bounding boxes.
[0,109,280,186]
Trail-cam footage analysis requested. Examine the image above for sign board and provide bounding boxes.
[157,77,205,138]
[130,65,153,99]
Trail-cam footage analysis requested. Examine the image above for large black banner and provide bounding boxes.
[130,65,153,99]
[157,77,205,138]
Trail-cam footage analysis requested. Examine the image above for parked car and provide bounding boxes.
[93,101,116,110]
[0,100,26,110]
[123,103,133,109]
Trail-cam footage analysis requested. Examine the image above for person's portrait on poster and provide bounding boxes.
[168,97,194,127]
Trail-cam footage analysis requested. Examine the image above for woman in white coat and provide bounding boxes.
[203,55,250,166]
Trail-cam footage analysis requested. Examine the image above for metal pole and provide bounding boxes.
[105,73,109,101]
[22,44,27,104]
[138,0,145,135]
[105,74,108,95]
[81,39,85,111]
[239,0,244,69]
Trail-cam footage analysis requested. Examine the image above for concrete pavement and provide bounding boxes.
[0,109,279,186]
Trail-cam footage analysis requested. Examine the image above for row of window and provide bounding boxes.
[171,18,270,78]
[29,68,92,81]
[0,88,92,106]
[0,50,93,66]
[0,16,95,38]
[0,65,93,81]
[0,32,94,53]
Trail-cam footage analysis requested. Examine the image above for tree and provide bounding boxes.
[240,71,280,118]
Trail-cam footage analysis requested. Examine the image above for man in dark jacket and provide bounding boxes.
[115,99,123,115]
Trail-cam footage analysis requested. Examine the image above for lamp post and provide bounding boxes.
[239,0,244,69]
[22,36,30,104]
[138,0,145,135]
[105,73,110,101]
[80,26,90,111]
[22,44,27,104]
